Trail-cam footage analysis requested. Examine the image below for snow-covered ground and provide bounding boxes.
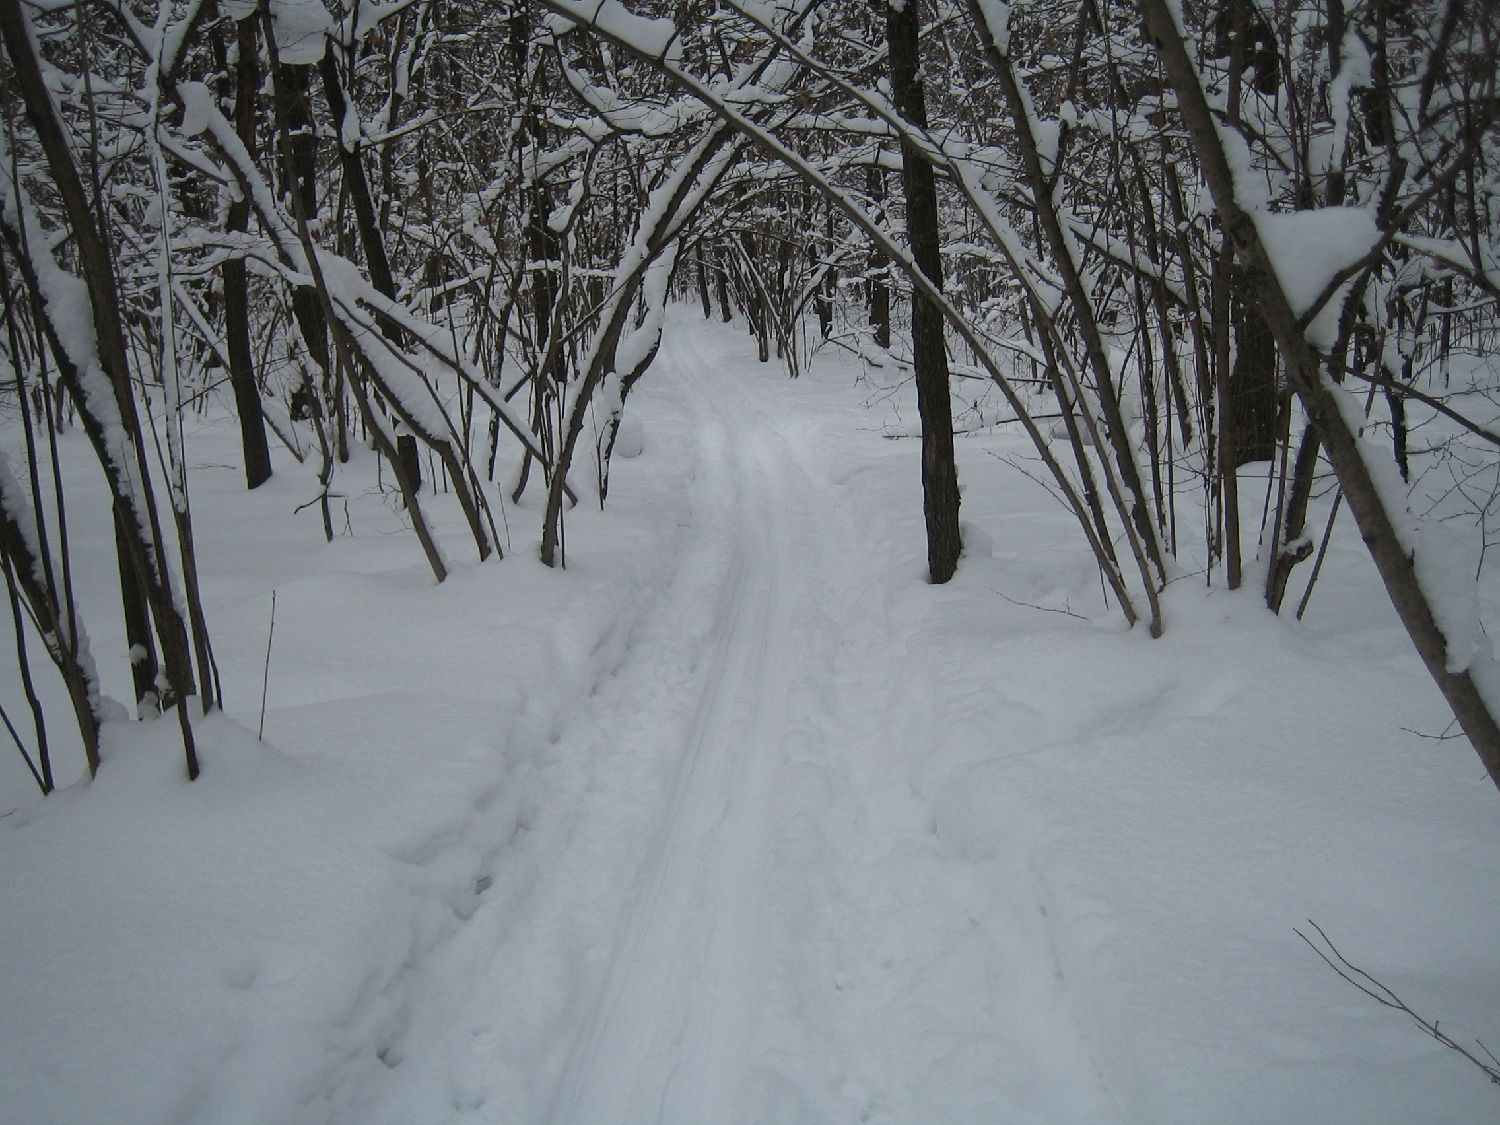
[3,312,1498,1123]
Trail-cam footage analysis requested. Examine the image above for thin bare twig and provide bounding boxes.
[1398,719,1465,742]
[258,590,276,742]
[1295,919,1500,1088]
[989,587,1088,620]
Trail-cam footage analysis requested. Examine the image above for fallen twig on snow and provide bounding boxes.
[1295,919,1500,1088]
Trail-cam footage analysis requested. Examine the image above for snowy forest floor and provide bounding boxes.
[3,311,1500,1123]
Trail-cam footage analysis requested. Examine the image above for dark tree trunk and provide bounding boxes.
[277,63,324,368]
[0,511,97,777]
[274,58,341,459]
[775,231,794,359]
[741,232,771,363]
[1265,423,1320,612]
[1228,291,1279,465]
[0,0,200,776]
[814,204,835,341]
[508,5,560,502]
[1386,386,1409,481]
[114,509,159,712]
[222,16,272,489]
[697,252,713,319]
[397,433,422,493]
[866,162,891,349]
[715,257,733,322]
[1213,242,1242,588]
[886,0,961,584]
[1143,0,1500,794]
[513,6,562,392]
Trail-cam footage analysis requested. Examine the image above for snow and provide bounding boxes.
[549,0,681,62]
[973,0,1012,54]
[339,99,362,154]
[614,242,678,376]
[221,0,332,65]
[1323,372,1490,675]
[1253,207,1379,349]
[0,131,162,566]
[0,448,47,588]
[613,413,645,458]
[2,313,1499,1123]
[1323,29,1372,186]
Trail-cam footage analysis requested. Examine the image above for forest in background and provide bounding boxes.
[2,0,1499,798]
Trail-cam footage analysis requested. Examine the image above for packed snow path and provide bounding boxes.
[550,338,819,1120]
[517,324,1112,1123]
[323,319,1113,1124]
[155,313,1120,1125]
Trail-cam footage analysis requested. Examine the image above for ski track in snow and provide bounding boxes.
[549,332,808,1122]
[292,318,1110,1125]
[532,324,1106,1124]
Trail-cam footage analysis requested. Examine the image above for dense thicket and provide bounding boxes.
[1,0,1498,794]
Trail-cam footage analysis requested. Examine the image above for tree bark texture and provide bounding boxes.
[886,0,961,585]
[223,15,273,489]
[866,162,891,349]
[1228,289,1279,466]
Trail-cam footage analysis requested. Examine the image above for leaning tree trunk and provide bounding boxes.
[1142,0,1500,797]
[886,0,961,584]
[320,47,495,561]
[0,0,202,778]
[972,0,1164,588]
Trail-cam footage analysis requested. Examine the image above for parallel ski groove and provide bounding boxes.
[550,332,801,1124]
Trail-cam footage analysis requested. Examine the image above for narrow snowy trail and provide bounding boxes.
[550,328,836,1122]
[329,316,1114,1124]
[512,319,1118,1125]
